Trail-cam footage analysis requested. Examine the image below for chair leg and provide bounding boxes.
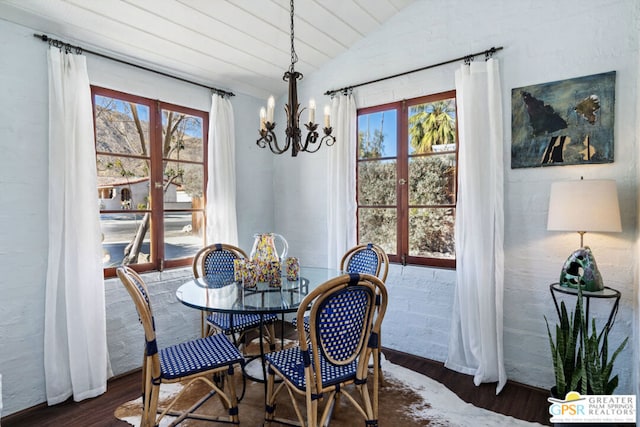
[264,366,276,425]
[306,392,318,427]
[143,382,161,427]
[266,322,277,351]
[225,368,240,424]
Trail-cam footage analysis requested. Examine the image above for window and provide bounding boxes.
[92,87,208,277]
[356,91,457,268]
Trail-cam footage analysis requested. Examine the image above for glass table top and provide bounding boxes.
[176,266,343,314]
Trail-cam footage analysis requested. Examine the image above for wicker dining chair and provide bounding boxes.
[117,266,243,427]
[193,243,277,353]
[293,243,389,333]
[264,273,388,427]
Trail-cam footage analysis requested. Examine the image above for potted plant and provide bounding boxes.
[545,287,628,399]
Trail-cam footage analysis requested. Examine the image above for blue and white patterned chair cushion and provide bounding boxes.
[160,333,244,380]
[265,346,358,391]
[206,312,277,334]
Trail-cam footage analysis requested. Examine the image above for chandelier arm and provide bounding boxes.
[321,129,337,148]
[257,122,291,154]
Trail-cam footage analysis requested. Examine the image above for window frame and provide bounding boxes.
[356,90,458,269]
[91,86,209,278]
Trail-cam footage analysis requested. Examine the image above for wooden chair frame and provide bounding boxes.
[341,242,389,384]
[265,273,388,427]
[117,266,242,427]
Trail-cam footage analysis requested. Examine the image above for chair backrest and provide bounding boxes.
[192,243,248,279]
[340,243,389,282]
[297,273,388,391]
[116,266,160,369]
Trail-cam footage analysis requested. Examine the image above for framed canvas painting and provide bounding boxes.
[511,71,615,169]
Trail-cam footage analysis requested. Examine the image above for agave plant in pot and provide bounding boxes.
[545,286,628,400]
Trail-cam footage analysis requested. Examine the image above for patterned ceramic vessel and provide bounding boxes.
[269,261,282,287]
[243,262,257,288]
[285,257,300,281]
[233,259,246,282]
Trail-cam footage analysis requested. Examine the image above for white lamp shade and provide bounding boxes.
[547,179,622,232]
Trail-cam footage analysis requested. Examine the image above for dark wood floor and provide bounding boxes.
[2,346,551,426]
[384,348,550,425]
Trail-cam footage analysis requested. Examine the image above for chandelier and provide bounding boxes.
[257,0,336,156]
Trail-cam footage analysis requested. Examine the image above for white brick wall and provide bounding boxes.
[0,0,638,418]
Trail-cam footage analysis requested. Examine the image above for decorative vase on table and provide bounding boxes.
[249,233,288,281]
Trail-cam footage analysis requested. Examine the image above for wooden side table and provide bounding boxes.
[549,283,620,333]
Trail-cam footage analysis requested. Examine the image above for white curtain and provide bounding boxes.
[206,94,238,246]
[327,93,357,268]
[445,58,506,394]
[45,47,108,404]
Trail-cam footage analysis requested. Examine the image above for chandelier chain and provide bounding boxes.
[289,0,298,71]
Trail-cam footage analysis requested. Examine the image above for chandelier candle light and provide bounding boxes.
[257,0,336,156]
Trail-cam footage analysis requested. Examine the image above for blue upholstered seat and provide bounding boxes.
[206,312,275,335]
[265,346,359,391]
[160,333,244,380]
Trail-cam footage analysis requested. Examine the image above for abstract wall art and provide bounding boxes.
[511,71,615,169]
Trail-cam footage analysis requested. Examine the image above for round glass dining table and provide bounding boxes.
[176,266,344,395]
[176,266,343,315]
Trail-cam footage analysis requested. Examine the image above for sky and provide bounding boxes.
[357,109,398,157]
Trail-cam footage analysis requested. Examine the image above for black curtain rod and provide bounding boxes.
[325,46,503,96]
[34,33,235,98]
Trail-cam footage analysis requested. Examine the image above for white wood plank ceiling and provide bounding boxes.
[0,0,415,98]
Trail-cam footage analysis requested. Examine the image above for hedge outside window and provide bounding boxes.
[92,86,208,277]
[356,90,457,268]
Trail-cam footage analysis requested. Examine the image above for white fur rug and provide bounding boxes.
[116,358,545,426]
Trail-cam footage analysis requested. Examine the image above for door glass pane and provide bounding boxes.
[409,154,456,205]
[408,208,455,259]
[358,159,396,206]
[162,109,204,162]
[162,161,204,205]
[407,98,456,155]
[97,155,151,210]
[164,212,204,261]
[358,208,397,256]
[358,109,397,158]
[101,212,151,267]
[95,95,150,156]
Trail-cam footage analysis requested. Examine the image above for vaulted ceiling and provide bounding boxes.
[0,0,415,98]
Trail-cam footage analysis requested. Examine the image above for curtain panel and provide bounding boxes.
[45,47,108,404]
[327,93,357,268]
[445,58,506,394]
[206,94,238,246]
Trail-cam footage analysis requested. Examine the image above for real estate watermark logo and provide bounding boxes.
[548,391,636,423]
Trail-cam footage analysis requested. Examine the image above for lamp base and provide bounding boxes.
[559,246,603,292]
